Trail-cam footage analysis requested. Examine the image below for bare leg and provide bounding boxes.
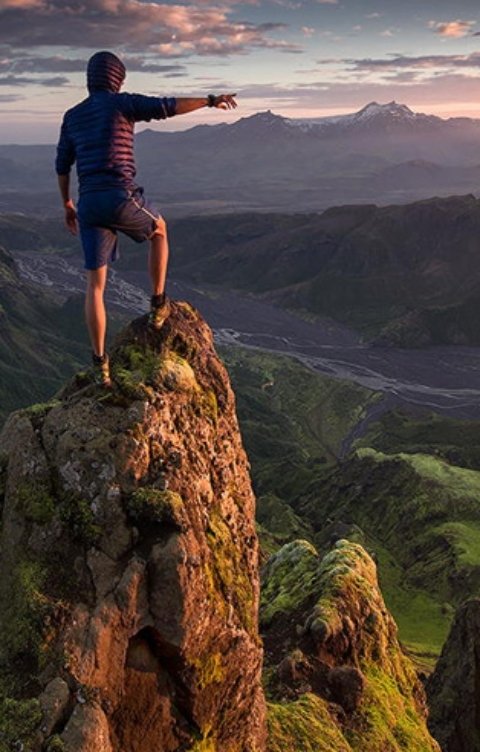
[149,217,169,296]
[85,266,108,357]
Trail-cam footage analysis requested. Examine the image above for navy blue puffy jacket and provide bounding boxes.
[55,53,176,194]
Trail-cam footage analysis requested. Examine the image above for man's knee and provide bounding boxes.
[152,216,167,237]
[86,267,107,292]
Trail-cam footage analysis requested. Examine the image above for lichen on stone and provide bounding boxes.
[192,652,225,690]
[206,506,255,633]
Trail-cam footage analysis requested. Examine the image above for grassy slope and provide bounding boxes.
[0,246,126,427]
[301,447,480,666]
[224,347,480,668]
[221,346,378,493]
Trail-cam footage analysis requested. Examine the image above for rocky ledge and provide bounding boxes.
[0,301,266,752]
[261,538,440,751]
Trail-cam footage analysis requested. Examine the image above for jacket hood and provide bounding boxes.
[87,51,126,93]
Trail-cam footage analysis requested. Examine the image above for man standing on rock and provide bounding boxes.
[56,50,236,386]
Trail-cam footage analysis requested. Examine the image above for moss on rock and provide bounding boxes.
[59,494,101,546]
[206,506,255,633]
[15,482,55,525]
[45,735,66,751]
[0,696,42,752]
[260,540,319,626]
[1,560,47,677]
[192,652,225,690]
[261,539,440,751]
[126,487,184,527]
[267,694,352,752]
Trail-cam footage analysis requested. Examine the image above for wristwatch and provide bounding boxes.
[207,94,217,108]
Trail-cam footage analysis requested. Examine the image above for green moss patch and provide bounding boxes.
[59,494,101,546]
[15,482,55,525]
[267,694,352,752]
[206,506,255,633]
[126,487,184,528]
[112,343,200,398]
[345,666,437,751]
[0,696,42,752]
[45,735,66,751]
[260,540,319,626]
[20,399,61,422]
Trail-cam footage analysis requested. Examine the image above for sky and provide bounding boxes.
[1,0,480,142]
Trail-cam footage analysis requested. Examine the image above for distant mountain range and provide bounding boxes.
[133,193,480,346]
[3,192,480,347]
[184,101,469,139]
[1,102,480,216]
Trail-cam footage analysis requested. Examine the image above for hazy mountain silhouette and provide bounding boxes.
[1,102,480,215]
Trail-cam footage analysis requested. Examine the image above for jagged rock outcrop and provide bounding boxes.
[426,597,480,751]
[261,538,440,751]
[0,302,266,752]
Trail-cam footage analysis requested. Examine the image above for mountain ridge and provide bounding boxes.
[3,100,480,216]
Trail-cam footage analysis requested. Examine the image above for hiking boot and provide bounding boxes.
[92,352,112,387]
[149,293,171,330]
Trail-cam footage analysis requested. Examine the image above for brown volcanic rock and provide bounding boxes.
[426,598,480,751]
[0,301,266,752]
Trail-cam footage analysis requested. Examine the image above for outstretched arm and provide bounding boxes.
[175,94,237,115]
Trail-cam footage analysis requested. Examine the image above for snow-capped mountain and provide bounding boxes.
[188,102,463,143]
[286,101,442,134]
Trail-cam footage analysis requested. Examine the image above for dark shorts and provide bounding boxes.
[77,187,162,270]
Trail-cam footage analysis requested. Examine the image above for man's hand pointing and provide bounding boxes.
[214,94,237,110]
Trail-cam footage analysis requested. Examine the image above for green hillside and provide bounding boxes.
[0,244,125,426]
[225,346,480,668]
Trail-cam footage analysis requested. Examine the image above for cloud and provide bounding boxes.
[0,73,68,86]
[40,76,69,86]
[301,26,315,37]
[0,53,187,76]
[313,52,480,88]
[234,72,480,115]
[317,0,338,4]
[0,0,44,7]
[334,52,480,74]
[0,0,302,57]
[428,19,476,38]
[0,93,22,101]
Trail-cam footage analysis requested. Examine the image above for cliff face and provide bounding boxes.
[261,539,440,751]
[0,302,266,752]
[426,598,480,751]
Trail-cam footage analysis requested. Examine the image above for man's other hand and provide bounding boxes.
[215,94,237,110]
[64,202,78,235]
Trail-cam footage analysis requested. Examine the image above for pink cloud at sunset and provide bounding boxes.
[429,19,476,38]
